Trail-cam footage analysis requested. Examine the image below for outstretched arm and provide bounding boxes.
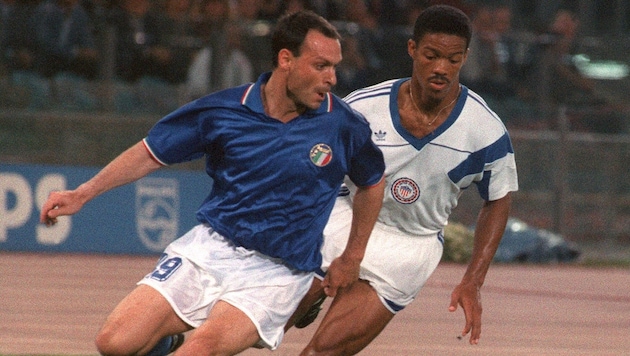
[40,141,163,226]
[449,193,512,344]
[322,177,384,297]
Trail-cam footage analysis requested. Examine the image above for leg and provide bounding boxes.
[174,300,260,355]
[95,284,191,355]
[286,278,327,331]
[300,280,394,356]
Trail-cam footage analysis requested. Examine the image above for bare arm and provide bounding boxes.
[39,141,163,225]
[449,193,512,344]
[322,177,385,297]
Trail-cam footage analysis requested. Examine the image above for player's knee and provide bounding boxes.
[94,330,121,356]
[94,326,137,356]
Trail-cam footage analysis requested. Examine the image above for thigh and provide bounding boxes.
[97,284,190,354]
[286,278,327,330]
[176,300,260,355]
[303,280,394,355]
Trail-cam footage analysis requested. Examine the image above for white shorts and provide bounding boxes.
[138,224,313,350]
[320,197,443,313]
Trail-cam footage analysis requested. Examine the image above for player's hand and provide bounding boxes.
[448,281,482,345]
[321,255,360,298]
[39,190,85,226]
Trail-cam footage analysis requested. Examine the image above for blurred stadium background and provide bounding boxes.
[0,0,629,263]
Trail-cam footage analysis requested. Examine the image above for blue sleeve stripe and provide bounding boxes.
[447,133,514,194]
[476,170,492,201]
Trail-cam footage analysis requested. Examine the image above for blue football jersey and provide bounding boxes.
[144,72,384,271]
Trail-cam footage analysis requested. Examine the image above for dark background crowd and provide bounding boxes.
[1,0,629,134]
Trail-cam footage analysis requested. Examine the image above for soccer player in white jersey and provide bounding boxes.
[292,5,519,354]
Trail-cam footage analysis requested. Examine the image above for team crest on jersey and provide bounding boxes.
[310,143,333,167]
[391,177,420,204]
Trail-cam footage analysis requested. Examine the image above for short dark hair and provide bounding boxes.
[271,10,341,68]
[412,5,472,49]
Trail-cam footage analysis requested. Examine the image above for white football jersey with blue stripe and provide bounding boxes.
[343,79,518,236]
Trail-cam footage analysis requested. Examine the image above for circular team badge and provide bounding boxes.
[391,177,420,204]
[310,143,333,167]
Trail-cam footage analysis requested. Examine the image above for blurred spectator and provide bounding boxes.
[220,21,254,87]
[186,0,230,98]
[306,0,344,20]
[333,33,369,97]
[257,0,281,21]
[538,8,625,133]
[0,0,15,75]
[232,0,272,77]
[107,0,155,82]
[33,0,100,80]
[281,0,308,15]
[373,0,414,26]
[460,4,538,127]
[370,0,428,83]
[192,0,229,40]
[233,0,260,20]
[0,0,53,108]
[1,0,38,73]
[143,0,198,84]
[460,5,497,93]
[74,1,110,57]
[106,0,187,113]
[339,0,381,88]
[106,0,195,84]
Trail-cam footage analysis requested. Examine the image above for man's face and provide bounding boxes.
[285,30,341,111]
[408,33,467,101]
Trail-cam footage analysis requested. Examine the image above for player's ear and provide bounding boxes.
[407,39,417,58]
[462,47,470,65]
[277,48,294,70]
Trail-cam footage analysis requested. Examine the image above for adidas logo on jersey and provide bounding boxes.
[374,130,387,141]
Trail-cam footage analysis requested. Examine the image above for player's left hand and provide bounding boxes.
[448,281,482,345]
[321,255,360,298]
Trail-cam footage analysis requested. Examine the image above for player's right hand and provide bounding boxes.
[448,281,482,345]
[39,190,85,226]
[321,254,361,297]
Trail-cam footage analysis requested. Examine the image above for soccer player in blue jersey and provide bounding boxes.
[39,10,385,355]
[292,5,518,354]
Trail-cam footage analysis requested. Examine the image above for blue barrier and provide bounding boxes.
[0,163,212,255]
